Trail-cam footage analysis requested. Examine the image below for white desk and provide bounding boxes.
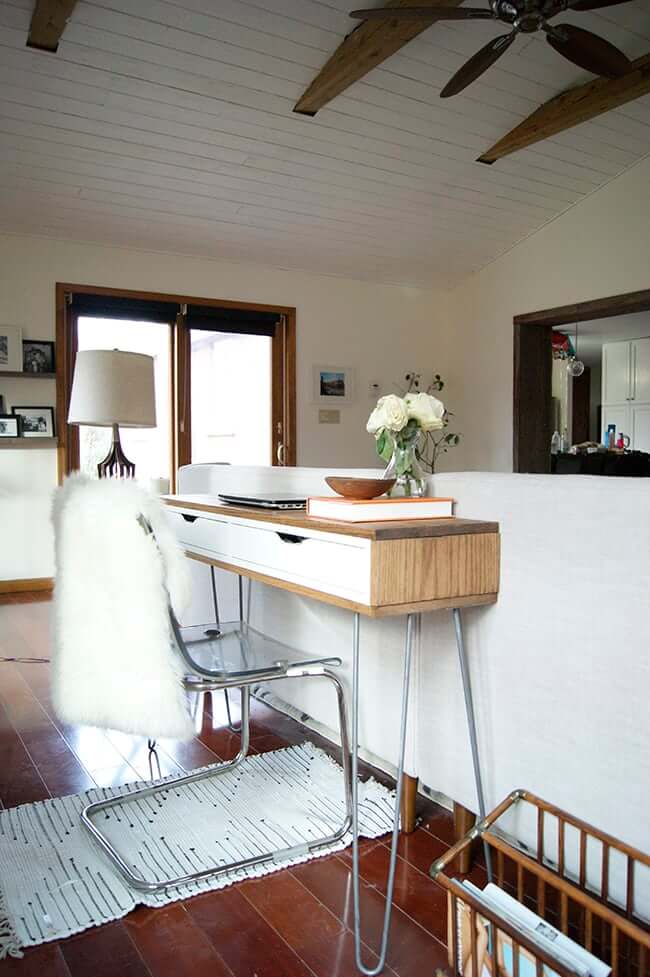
[165,491,501,974]
[164,494,500,616]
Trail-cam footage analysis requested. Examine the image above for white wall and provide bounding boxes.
[446,156,650,472]
[0,231,448,580]
[5,151,648,579]
[0,450,58,580]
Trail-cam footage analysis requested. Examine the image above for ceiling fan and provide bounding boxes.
[350,1,633,97]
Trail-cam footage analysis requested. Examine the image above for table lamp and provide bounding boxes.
[68,349,156,478]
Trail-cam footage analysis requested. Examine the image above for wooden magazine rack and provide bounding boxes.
[431,790,650,977]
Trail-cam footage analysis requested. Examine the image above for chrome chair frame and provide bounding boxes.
[82,656,352,893]
[80,523,353,894]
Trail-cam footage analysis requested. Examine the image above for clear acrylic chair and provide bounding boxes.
[80,525,353,894]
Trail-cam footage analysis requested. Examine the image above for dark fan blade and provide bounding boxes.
[440,31,517,98]
[569,0,633,10]
[350,6,494,20]
[545,23,630,77]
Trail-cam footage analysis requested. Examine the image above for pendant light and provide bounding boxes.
[568,322,585,378]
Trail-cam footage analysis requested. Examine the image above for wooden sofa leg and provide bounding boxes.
[454,801,476,873]
[400,773,418,833]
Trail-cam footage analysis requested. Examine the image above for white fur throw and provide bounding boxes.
[51,475,194,740]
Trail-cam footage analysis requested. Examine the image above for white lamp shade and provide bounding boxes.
[68,350,156,428]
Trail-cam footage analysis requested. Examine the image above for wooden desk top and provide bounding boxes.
[164,494,499,541]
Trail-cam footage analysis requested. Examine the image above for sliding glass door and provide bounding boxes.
[190,329,272,465]
[57,286,296,485]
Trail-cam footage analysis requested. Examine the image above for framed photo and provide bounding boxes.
[0,414,20,438]
[0,325,23,372]
[23,340,55,375]
[312,365,356,405]
[12,405,55,438]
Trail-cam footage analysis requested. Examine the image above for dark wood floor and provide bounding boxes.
[0,595,484,977]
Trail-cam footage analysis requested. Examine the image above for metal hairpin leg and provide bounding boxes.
[352,611,415,976]
[453,607,493,880]
[210,564,243,733]
[209,565,221,628]
[223,685,236,730]
[224,574,249,730]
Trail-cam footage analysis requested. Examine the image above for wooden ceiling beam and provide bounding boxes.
[293,0,465,117]
[477,51,650,164]
[27,0,78,53]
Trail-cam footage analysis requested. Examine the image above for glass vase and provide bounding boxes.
[383,430,426,497]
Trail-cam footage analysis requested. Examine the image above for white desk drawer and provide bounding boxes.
[228,522,369,594]
[167,507,371,601]
[167,509,230,556]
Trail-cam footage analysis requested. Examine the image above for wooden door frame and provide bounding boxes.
[55,283,297,484]
[513,287,650,472]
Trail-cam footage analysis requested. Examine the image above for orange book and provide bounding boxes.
[307,496,454,522]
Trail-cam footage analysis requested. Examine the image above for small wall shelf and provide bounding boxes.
[0,438,58,450]
[0,372,56,379]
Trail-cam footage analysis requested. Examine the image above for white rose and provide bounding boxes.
[405,391,445,432]
[366,394,408,435]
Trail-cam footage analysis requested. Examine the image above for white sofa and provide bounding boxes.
[175,464,650,860]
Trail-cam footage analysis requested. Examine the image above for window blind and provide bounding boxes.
[69,293,180,324]
[185,304,280,337]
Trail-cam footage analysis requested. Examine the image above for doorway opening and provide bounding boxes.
[513,288,650,473]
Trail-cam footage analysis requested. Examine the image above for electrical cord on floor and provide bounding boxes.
[0,657,50,663]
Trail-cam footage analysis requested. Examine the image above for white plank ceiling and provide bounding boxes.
[0,0,649,287]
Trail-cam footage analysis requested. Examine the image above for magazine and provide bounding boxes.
[451,881,611,977]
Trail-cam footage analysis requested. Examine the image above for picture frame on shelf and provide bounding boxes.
[312,364,356,405]
[0,325,23,373]
[23,340,55,375]
[11,405,55,438]
[0,414,20,438]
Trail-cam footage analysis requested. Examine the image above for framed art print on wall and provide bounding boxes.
[0,325,23,372]
[0,414,20,438]
[312,365,356,405]
[12,406,55,437]
[23,340,55,375]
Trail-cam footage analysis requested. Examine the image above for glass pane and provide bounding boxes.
[190,330,272,465]
[77,317,171,481]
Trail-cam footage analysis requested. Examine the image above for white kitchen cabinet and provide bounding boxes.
[602,337,650,451]
[632,403,650,453]
[603,336,650,404]
[603,340,632,404]
[631,337,650,403]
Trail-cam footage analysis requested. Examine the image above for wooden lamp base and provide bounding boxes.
[97,423,135,478]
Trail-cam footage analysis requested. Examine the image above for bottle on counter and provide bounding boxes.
[550,431,561,455]
[560,428,570,453]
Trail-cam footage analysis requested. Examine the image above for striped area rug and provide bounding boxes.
[0,743,395,959]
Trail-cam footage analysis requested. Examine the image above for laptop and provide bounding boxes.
[218,492,307,511]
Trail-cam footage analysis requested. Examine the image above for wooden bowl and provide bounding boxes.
[325,476,395,500]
